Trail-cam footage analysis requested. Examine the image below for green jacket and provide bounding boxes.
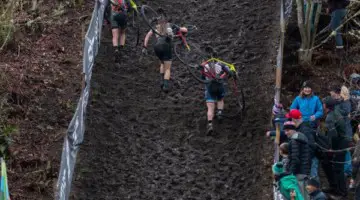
[278,174,305,200]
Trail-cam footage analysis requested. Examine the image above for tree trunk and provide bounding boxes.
[298,50,313,66]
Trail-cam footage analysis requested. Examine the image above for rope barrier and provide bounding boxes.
[315,142,355,153]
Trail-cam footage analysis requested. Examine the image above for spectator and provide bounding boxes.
[329,85,353,179]
[280,142,290,173]
[321,96,348,198]
[272,162,305,200]
[326,0,349,50]
[284,121,311,199]
[349,124,360,192]
[266,111,288,144]
[306,178,327,200]
[286,109,318,181]
[290,81,323,129]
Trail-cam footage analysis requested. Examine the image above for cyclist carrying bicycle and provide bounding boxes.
[199,60,235,134]
[109,0,131,59]
[142,14,188,92]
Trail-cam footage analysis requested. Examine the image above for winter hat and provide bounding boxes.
[302,81,313,89]
[283,121,296,130]
[285,109,302,119]
[272,162,284,175]
[307,178,320,188]
[329,85,341,94]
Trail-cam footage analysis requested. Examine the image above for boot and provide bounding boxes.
[216,109,223,122]
[162,79,170,93]
[114,47,120,63]
[160,74,164,89]
[206,123,213,135]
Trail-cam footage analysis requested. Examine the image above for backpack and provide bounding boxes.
[110,0,127,12]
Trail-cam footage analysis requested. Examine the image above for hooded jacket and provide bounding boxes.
[290,95,324,122]
[288,132,311,175]
[325,109,347,149]
[273,163,305,200]
[279,174,305,200]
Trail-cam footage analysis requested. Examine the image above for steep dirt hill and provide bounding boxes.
[72,0,279,199]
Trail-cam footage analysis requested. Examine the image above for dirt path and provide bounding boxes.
[72,1,279,199]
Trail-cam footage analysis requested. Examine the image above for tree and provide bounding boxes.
[295,0,322,66]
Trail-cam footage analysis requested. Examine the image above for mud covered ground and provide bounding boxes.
[73,0,280,199]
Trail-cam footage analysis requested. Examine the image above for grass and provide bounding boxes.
[0,0,16,51]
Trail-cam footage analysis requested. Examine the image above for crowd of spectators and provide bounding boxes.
[268,80,360,200]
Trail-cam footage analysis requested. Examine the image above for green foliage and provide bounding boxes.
[0,1,15,51]
[0,124,18,159]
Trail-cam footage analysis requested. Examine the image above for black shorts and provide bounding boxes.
[111,11,127,29]
[154,38,172,62]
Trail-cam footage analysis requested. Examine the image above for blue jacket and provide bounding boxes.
[290,95,324,122]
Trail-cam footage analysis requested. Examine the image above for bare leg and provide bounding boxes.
[163,61,172,80]
[207,102,216,121]
[112,28,120,47]
[217,99,224,110]
[119,28,126,46]
[160,63,164,74]
[206,102,215,134]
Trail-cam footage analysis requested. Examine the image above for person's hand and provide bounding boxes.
[142,47,148,55]
[266,131,271,137]
[310,115,316,121]
[272,103,283,115]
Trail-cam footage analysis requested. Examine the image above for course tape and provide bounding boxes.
[55,0,107,199]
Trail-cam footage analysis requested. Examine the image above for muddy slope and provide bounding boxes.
[72,0,279,199]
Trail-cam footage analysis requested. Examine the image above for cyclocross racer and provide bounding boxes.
[110,0,131,59]
[142,15,188,92]
[199,60,235,134]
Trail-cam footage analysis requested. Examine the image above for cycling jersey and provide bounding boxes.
[201,62,231,80]
[110,0,128,29]
[111,0,127,12]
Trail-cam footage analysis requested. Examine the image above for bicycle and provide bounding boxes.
[140,5,198,57]
[177,52,245,119]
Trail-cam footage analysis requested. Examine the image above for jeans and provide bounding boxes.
[311,157,320,181]
[330,9,347,48]
[345,150,352,176]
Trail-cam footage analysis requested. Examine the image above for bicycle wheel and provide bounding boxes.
[140,5,165,37]
[174,40,209,83]
[222,75,245,119]
[126,11,140,47]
